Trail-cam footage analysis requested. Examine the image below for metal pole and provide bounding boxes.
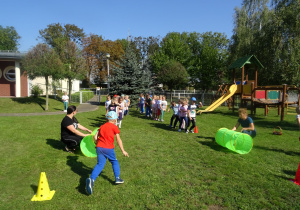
[107,58,110,94]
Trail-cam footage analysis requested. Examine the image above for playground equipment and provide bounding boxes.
[197,84,237,114]
[80,128,98,158]
[215,128,253,154]
[229,55,300,121]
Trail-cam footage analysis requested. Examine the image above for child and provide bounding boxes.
[139,93,145,113]
[86,111,129,195]
[106,98,119,116]
[118,97,124,128]
[296,106,300,130]
[187,97,203,133]
[145,94,152,117]
[178,98,189,133]
[124,95,130,116]
[156,95,162,121]
[232,108,256,138]
[105,95,111,110]
[152,95,157,120]
[62,92,69,112]
[160,96,167,122]
[168,100,180,128]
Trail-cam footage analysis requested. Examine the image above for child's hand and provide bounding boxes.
[123,151,129,157]
[232,127,236,131]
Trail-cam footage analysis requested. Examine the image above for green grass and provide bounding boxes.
[0,97,79,113]
[1,101,300,209]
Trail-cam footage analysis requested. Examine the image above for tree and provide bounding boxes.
[157,60,189,90]
[110,44,153,102]
[62,41,88,101]
[22,43,64,111]
[0,26,21,50]
[82,35,124,84]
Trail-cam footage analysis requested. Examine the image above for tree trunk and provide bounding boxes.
[45,76,49,111]
[68,78,72,103]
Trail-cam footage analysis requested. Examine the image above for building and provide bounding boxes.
[0,51,80,97]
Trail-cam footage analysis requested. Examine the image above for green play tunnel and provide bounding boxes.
[80,128,98,158]
[215,128,253,154]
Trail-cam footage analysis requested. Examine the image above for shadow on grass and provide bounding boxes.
[30,184,38,194]
[149,122,172,131]
[12,97,47,110]
[255,145,300,156]
[87,115,107,128]
[197,137,236,154]
[46,139,65,151]
[67,156,92,195]
[66,156,115,195]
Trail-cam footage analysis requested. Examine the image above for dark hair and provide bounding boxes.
[67,105,77,114]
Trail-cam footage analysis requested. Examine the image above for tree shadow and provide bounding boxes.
[149,122,174,131]
[255,145,300,156]
[12,97,46,110]
[87,116,107,128]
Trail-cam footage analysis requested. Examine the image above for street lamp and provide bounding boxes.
[106,53,110,94]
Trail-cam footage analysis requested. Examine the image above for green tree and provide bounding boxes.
[22,43,64,111]
[110,44,153,102]
[0,26,21,50]
[157,60,189,90]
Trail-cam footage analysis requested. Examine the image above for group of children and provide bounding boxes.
[105,95,131,128]
[85,93,257,196]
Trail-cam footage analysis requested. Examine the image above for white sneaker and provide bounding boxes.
[190,130,194,133]
[64,110,67,112]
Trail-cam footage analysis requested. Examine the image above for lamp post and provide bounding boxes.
[106,53,110,94]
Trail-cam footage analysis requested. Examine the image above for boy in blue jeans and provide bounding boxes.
[86,111,129,195]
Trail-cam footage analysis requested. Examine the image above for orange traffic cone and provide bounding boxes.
[194,126,198,133]
[291,163,300,186]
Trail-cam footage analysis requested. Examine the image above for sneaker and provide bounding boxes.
[185,130,189,133]
[161,119,164,122]
[169,125,172,128]
[115,177,124,184]
[190,130,194,133]
[65,146,74,153]
[178,129,181,132]
[86,178,94,195]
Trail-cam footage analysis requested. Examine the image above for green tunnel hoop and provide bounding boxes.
[215,128,253,154]
[80,128,98,158]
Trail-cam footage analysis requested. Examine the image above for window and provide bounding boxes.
[3,66,16,82]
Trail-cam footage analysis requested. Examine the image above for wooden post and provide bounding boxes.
[281,84,287,121]
[251,82,254,116]
[245,66,248,81]
[255,66,258,88]
[241,66,244,107]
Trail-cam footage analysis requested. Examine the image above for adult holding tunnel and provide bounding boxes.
[61,105,92,153]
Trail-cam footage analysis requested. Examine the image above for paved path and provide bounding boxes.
[0,96,100,117]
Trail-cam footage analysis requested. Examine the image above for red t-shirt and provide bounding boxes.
[96,122,120,149]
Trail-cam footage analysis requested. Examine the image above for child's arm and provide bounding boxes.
[240,123,255,132]
[198,102,203,108]
[116,134,129,157]
[232,122,240,131]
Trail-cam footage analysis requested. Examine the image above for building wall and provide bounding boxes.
[0,61,15,96]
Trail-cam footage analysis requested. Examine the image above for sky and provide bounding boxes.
[1,0,242,52]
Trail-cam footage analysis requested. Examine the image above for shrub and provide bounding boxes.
[31,85,43,97]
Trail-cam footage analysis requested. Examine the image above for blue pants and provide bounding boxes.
[179,116,188,131]
[145,107,151,116]
[242,130,256,138]
[64,102,68,110]
[90,147,120,181]
[140,103,144,113]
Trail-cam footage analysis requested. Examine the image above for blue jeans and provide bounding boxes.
[179,116,188,131]
[140,103,144,113]
[242,129,256,138]
[145,107,151,116]
[64,102,68,110]
[90,147,120,181]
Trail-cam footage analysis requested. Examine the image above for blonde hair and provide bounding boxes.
[238,108,248,115]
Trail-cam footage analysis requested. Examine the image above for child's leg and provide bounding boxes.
[90,147,107,181]
[106,148,121,179]
[174,115,180,128]
[170,114,175,126]
[160,110,165,121]
[179,117,183,130]
[190,118,196,131]
[184,117,188,131]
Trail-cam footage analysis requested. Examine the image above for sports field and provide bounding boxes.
[1,98,300,209]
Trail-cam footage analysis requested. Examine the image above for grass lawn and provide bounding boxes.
[1,100,300,209]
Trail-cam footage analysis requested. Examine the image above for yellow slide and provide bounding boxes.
[197,84,237,114]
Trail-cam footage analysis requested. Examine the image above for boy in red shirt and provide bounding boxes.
[86,111,129,195]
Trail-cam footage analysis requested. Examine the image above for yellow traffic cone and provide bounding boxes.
[31,172,55,201]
